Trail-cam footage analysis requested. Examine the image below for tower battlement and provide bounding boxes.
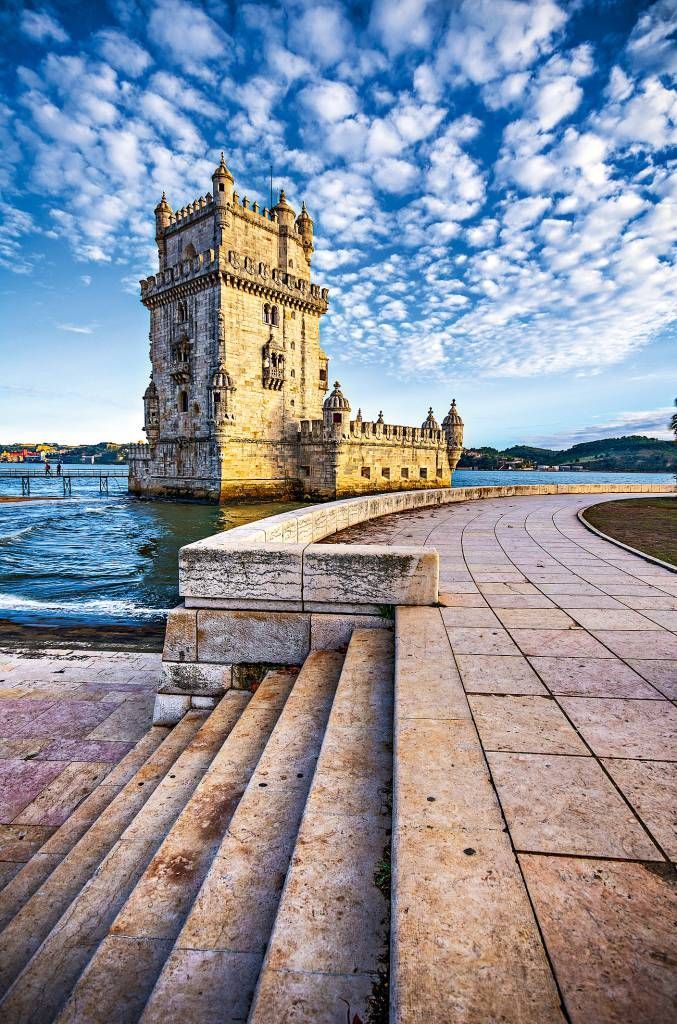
[129,152,463,502]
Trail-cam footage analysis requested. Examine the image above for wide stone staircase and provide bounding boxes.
[0,617,564,1023]
[0,631,396,1024]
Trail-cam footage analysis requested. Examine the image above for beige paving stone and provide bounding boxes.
[602,759,677,860]
[557,696,677,760]
[444,626,521,656]
[468,695,587,754]
[520,854,676,1024]
[438,591,488,607]
[456,654,547,695]
[494,608,576,629]
[477,582,541,595]
[0,824,54,863]
[396,607,471,720]
[568,608,663,630]
[508,628,615,658]
[13,761,112,827]
[485,594,558,608]
[487,752,661,859]
[639,609,677,630]
[440,606,502,627]
[392,823,564,1024]
[528,656,662,698]
[620,595,677,610]
[627,659,677,699]
[139,948,262,1024]
[86,699,153,742]
[556,594,626,608]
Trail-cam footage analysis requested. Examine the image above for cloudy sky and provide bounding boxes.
[0,0,675,447]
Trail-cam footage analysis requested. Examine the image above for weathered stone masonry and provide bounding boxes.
[128,154,464,501]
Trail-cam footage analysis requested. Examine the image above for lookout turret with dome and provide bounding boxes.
[129,148,463,501]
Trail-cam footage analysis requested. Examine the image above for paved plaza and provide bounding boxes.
[331,490,676,1022]
[0,650,159,887]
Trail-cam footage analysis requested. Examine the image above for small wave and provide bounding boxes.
[0,524,42,546]
[0,593,168,620]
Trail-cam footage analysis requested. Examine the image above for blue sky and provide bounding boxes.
[0,0,675,448]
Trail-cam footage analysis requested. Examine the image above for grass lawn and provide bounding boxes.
[582,497,676,567]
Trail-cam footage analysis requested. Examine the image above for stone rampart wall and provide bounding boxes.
[152,482,675,723]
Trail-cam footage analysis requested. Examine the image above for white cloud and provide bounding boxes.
[20,9,69,45]
[80,275,91,286]
[290,4,352,67]
[626,0,677,77]
[299,80,359,123]
[96,30,152,77]
[57,323,94,334]
[437,0,567,85]
[148,0,231,66]
[370,0,437,56]
[531,407,675,446]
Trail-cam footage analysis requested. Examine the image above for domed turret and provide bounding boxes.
[323,381,351,434]
[442,398,464,473]
[143,378,160,445]
[212,152,234,205]
[273,189,295,229]
[295,201,314,264]
[422,407,439,431]
[208,363,236,435]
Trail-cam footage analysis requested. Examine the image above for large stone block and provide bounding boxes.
[159,661,233,695]
[153,694,191,726]
[162,606,197,663]
[179,542,304,603]
[197,609,311,664]
[302,544,439,606]
[310,612,390,650]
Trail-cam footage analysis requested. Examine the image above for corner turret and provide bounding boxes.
[422,407,439,431]
[273,189,295,229]
[442,398,464,473]
[212,152,234,206]
[323,380,351,436]
[154,192,172,269]
[295,201,314,265]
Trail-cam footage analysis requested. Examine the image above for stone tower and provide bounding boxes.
[128,153,463,501]
[129,155,330,500]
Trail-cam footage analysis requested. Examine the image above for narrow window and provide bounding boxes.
[263,303,270,324]
[420,467,428,480]
[179,391,188,413]
[271,306,279,326]
[290,369,296,378]
[319,368,327,381]
[401,467,409,479]
[361,467,371,479]
[382,467,390,479]
[219,183,225,192]
[436,467,443,478]
[301,466,310,477]
[333,412,342,424]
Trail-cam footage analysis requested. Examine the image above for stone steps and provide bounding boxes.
[139,650,344,1024]
[0,690,252,1023]
[390,606,564,1024]
[54,668,299,1024]
[249,628,394,1022]
[0,726,171,932]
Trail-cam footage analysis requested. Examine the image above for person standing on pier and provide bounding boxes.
[44,461,51,476]
[56,462,62,477]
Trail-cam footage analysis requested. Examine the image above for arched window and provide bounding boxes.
[183,243,197,259]
[290,369,296,378]
[179,390,188,413]
[271,306,279,327]
[289,259,293,268]
[177,300,187,323]
[290,341,296,350]
[263,304,270,325]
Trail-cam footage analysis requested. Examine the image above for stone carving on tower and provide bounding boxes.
[128,151,464,501]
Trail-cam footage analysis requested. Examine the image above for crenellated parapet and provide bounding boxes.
[298,418,448,448]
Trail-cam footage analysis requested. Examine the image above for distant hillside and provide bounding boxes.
[459,435,675,473]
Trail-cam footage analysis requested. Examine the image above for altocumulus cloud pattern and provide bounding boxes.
[0,0,675,392]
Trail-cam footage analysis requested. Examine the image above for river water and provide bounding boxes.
[0,465,673,636]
